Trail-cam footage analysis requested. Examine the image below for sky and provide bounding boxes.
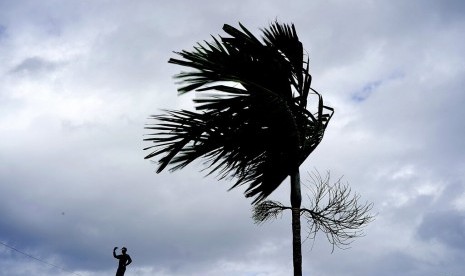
[0,0,464,275]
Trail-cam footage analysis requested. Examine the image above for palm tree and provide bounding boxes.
[144,21,333,276]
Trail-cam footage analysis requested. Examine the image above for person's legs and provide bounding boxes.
[116,266,126,276]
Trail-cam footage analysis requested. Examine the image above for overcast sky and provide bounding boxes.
[1,1,464,275]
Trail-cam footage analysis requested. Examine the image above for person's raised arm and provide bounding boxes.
[113,247,118,258]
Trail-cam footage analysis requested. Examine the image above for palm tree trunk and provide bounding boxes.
[290,169,302,276]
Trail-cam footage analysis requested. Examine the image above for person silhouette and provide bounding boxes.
[113,246,132,276]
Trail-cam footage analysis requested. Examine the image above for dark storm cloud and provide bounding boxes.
[0,25,6,40]
[418,210,465,250]
[9,57,62,75]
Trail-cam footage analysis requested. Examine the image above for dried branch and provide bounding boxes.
[302,171,374,251]
[251,170,375,252]
[252,200,291,224]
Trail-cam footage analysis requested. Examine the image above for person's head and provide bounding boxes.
[122,247,127,254]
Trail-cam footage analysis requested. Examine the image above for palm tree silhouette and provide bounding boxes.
[144,21,333,276]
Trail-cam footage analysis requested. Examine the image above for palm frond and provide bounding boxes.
[144,21,334,203]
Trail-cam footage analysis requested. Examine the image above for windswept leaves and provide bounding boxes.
[144,21,333,203]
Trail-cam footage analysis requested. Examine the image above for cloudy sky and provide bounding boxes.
[1,0,464,275]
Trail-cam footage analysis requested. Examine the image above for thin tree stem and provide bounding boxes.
[290,169,302,208]
[290,170,302,276]
[292,208,302,276]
